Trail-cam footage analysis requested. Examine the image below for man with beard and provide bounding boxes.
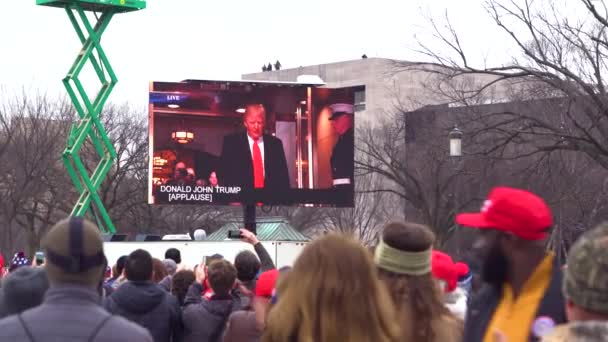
[456,187,566,342]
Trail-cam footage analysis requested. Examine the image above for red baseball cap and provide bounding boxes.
[456,187,553,241]
[255,269,279,298]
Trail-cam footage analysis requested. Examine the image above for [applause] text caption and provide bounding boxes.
[158,185,241,203]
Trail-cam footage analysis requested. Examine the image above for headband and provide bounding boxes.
[374,240,432,276]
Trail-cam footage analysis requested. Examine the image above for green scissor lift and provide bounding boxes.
[37,0,146,233]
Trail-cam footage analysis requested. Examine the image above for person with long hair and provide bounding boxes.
[375,222,463,342]
[263,234,400,342]
[152,258,168,284]
[170,269,195,307]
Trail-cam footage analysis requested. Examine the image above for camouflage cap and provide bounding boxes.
[541,321,608,342]
[563,222,608,314]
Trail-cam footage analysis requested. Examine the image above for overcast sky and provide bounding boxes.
[0,0,589,107]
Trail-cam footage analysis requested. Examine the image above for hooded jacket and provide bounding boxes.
[223,310,262,342]
[158,275,172,292]
[0,285,153,342]
[104,281,182,342]
[182,282,241,342]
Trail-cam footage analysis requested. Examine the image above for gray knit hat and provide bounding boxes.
[0,266,49,318]
[163,259,177,276]
[42,217,106,288]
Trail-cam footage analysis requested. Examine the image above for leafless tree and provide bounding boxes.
[315,171,402,245]
[260,206,326,234]
[382,0,608,259]
[403,0,608,168]
[0,91,75,256]
[0,93,249,255]
[355,110,484,249]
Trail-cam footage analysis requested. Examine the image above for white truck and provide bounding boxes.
[103,240,308,269]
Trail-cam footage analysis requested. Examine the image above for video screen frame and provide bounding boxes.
[148,79,360,207]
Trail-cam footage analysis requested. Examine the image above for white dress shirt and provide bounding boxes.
[247,134,265,176]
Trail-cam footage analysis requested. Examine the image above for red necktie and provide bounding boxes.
[252,140,264,188]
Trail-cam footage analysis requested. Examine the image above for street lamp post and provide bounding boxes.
[449,125,464,254]
[449,126,463,157]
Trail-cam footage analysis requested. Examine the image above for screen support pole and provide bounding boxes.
[244,204,256,235]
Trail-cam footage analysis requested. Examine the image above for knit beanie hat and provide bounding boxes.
[9,252,29,272]
[432,250,458,293]
[0,266,49,318]
[42,217,106,288]
[163,259,177,276]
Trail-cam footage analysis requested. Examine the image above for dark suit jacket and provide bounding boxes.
[219,132,290,191]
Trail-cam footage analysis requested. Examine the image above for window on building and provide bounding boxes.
[354,89,366,112]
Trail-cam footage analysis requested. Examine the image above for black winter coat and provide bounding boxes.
[182,283,241,342]
[104,281,182,342]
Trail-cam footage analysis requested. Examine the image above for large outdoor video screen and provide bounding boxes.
[148,79,360,207]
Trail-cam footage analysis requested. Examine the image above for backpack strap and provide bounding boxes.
[18,313,36,342]
[17,312,112,342]
[87,315,113,342]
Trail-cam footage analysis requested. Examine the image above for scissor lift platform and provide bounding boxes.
[37,0,145,13]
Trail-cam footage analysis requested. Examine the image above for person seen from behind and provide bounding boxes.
[0,252,4,279]
[0,217,153,342]
[106,255,127,289]
[104,249,182,342]
[170,269,195,307]
[233,228,275,307]
[159,259,178,292]
[182,259,241,342]
[456,260,473,297]
[542,222,608,341]
[223,268,280,342]
[432,250,469,320]
[375,222,463,342]
[9,252,29,273]
[152,258,168,284]
[0,266,49,319]
[263,233,401,342]
[165,248,181,266]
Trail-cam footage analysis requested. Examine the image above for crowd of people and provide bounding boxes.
[0,186,606,341]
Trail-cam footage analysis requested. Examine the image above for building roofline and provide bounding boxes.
[177,78,324,87]
[243,57,413,75]
[406,96,568,115]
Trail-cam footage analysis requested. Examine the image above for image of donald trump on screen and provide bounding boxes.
[219,104,290,192]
